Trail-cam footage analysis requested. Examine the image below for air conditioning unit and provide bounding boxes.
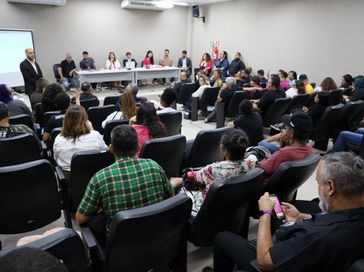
[7,0,66,6]
[121,0,174,11]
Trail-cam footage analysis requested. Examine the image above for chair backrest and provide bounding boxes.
[9,114,35,132]
[35,103,43,125]
[140,135,186,177]
[106,195,192,272]
[80,98,100,111]
[185,127,234,168]
[43,111,61,128]
[103,119,130,145]
[226,91,250,118]
[311,103,344,141]
[0,133,42,167]
[70,150,115,210]
[177,82,196,105]
[49,127,62,154]
[0,159,61,234]
[53,63,61,81]
[103,95,120,106]
[263,97,292,127]
[87,105,115,133]
[265,155,320,202]
[360,134,364,159]
[337,100,364,132]
[329,89,343,105]
[0,229,89,272]
[286,94,310,114]
[158,111,182,136]
[189,168,264,247]
[199,87,220,108]
[346,259,364,272]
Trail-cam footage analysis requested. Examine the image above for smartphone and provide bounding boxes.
[270,194,285,220]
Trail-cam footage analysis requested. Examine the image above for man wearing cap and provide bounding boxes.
[260,112,314,182]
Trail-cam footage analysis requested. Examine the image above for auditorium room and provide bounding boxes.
[0,0,364,271]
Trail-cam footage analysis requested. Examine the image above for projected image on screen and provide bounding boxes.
[0,29,34,87]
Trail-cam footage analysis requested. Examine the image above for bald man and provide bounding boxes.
[20,48,43,96]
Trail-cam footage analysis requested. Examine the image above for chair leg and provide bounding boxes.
[191,97,199,121]
[216,102,225,128]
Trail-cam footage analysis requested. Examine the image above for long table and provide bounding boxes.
[75,67,180,85]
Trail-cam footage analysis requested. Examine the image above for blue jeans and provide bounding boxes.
[61,77,80,89]
[331,129,364,152]
[259,140,280,154]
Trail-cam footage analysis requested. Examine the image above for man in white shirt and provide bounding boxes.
[20,48,43,96]
[153,88,177,114]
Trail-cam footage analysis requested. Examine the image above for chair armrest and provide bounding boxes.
[55,165,66,184]
[216,101,225,128]
[55,165,73,228]
[80,225,106,261]
[191,96,199,121]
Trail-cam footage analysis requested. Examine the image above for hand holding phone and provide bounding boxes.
[270,194,285,220]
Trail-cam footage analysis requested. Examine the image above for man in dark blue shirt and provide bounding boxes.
[79,51,96,70]
[228,52,245,77]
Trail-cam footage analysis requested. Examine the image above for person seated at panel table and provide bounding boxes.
[143,50,158,86]
[177,50,193,78]
[80,51,97,89]
[105,51,122,89]
[58,53,79,90]
[101,89,137,129]
[122,51,138,69]
[171,129,255,216]
[159,49,174,85]
[214,51,229,80]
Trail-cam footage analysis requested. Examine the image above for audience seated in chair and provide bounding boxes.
[278,69,290,90]
[253,75,286,118]
[228,100,263,146]
[192,75,211,99]
[102,89,136,129]
[0,102,36,138]
[240,75,264,97]
[228,52,245,78]
[329,128,364,153]
[205,77,238,123]
[298,74,314,94]
[154,88,177,114]
[257,69,268,87]
[259,112,314,183]
[0,84,32,119]
[208,152,364,272]
[30,78,50,112]
[345,75,364,102]
[53,105,107,176]
[172,70,191,97]
[288,70,297,87]
[42,83,64,113]
[129,102,167,155]
[76,125,174,237]
[285,79,306,99]
[172,130,255,216]
[210,69,224,88]
[214,51,229,80]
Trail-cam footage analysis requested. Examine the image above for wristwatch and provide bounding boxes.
[259,210,273,216]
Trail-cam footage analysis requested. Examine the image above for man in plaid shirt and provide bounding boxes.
[76,125,174,233]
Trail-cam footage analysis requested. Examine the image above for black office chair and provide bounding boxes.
[285,94,309,114]
[334,100,364,137]
[9,114,35,132]
[216,91,250,128]
[177,82,196,105]
[103,95,120,106]
[49,127,62,155]
[262,97,292,127]
[81,195,192,272]
[189,168,264,247]
[0,133,42,167]
[34,103,43,125]
[53,63,61,83]
[184,127,234,169]
[80,98,100,111]
[158,111,182,136]
[68,150,114,210]
[87,105,115,134]
[265,155,320,202]
[140,135,186,177]
[103,119,130,145]
[360,134,364,159]
[329,89,344,105]
[0,159,71,244]
[0,229,89,272]
[43,111,61,128]
[191,87,220,121]
[311,104,344,151]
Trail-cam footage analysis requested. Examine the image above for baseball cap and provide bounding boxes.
[281,112,313,133]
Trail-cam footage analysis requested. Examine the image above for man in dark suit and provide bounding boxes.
[20,48,43,97]
[177,50,192,78]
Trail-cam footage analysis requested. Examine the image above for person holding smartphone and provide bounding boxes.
[205,152,364,272]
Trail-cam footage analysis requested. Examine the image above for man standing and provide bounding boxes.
[58,53,79,89]
[228,52,245,77]
[20,48,43,97]
[177,50,192,78]
[76,125,174,235]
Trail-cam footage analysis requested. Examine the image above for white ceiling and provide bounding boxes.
[172,0,231,5]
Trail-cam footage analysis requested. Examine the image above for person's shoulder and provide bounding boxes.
[137,158,164,171]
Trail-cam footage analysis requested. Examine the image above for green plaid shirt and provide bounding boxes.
[78,155,174,229]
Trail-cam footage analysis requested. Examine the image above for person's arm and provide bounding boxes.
[58,66,64,79]
[69,61,76,77]
[223,59,229,71]
[265,132,283,142]
[281,202,312,222]
[256,192,275,271]
[43,132,51,142]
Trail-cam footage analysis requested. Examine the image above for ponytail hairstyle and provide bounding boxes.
[220,129,249,160]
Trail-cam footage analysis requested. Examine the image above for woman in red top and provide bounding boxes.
[130,102,167,155]
[198,53,212,76]
[143,50,157,85]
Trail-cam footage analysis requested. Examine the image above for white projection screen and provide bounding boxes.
[0,29,35,87]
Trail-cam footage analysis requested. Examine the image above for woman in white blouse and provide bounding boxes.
[106,51,122,88]
[54,105,108,179]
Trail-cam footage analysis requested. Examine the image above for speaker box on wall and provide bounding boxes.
[192,5,200,17]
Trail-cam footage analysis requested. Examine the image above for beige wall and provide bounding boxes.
[190,0,364,83]
[0,0,189,81]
